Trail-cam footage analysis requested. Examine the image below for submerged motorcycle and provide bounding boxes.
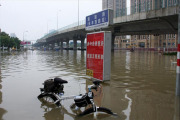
[37,78,117,117]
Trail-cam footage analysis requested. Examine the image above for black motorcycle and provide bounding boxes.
[37,78,117,117]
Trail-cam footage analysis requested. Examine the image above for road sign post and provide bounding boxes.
[176,1,180,96]
[86,31,111,81]
[85,9,113,81]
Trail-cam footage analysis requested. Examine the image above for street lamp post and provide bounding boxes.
[47,22,49,34]
[78,0,79,26]
[23,31,28,41]
[0,4,2,51]
[0,29,1,52]
[57,10,61,30]
[0,2,3,52]
[47,20,50,34]
[23,31,28,50]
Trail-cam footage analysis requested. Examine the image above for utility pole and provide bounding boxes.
[176,0,180,96]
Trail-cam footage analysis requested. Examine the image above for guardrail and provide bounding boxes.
[38,20,85,41]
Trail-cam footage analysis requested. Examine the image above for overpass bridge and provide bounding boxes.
[34,4,178,50]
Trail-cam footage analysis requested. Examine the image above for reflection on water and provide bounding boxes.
[110,51,177,120]
[0,91,7,120]
[0,50,179,120]
[122,89,132,120]
[41,104,76,120]
[0,62,7,120]
[174,97,180,120]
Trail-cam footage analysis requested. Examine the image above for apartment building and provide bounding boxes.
[102,0,127,17]
[115,34,177,49]
[102,0,114,10]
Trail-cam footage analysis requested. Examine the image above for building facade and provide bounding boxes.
[130,0,178,14]
[102,0,127,17]
[102,0,114,10]
[114,0,127,17]
[103,0,178,17]
[115,34,178,50]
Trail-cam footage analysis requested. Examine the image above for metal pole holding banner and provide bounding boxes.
[176,0,180,96]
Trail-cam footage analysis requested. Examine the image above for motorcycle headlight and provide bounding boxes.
[88,92,93,98]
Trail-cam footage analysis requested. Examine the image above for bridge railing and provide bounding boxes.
[40,20,85,40]
[58,20,85,31]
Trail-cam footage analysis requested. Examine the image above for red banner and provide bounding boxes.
[21,41,31,45]
[25,42,31,44]
[86,32,104,80]
[20,41,25,45]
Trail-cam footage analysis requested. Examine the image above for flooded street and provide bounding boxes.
[0,50,179,120]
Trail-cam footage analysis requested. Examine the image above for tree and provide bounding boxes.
[1,35,10,47]
[13,37,21,49]
[9,37,16,48]
[0,31,21,49]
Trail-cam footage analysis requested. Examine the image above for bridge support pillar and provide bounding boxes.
[52,43,55,50]
[56,42,60,50]
[60,41,63,50]
[45,44,48,50]
[66,40,69,49]
[111,35,115,51]
[57,41,60,47]
[47,44,50,50]
[48,44,51,50]
[73,39,77,50]
[43,45,46,49]
[176,3,180,96]
[81,39,85,50]
[43,45,46,50]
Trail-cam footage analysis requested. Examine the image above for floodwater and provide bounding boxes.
[0,50,179,120]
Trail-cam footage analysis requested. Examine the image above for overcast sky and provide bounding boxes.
[0,0,102,42]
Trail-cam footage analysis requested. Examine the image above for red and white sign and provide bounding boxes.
[21,41,31,45]
[21,41,25,45]
[86,31,111,81]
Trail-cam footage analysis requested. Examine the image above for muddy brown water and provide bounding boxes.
[0,50,179,120]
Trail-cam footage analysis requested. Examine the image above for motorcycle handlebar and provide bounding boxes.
[92,80,101,86]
